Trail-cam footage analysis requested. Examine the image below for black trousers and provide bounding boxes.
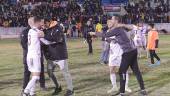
[86,38,93,54]
[22,50,45,89]
[149,50,160,64]
[119,49,145,93]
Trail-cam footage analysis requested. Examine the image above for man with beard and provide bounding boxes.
[90,15,147,96]
[41,19,74,96]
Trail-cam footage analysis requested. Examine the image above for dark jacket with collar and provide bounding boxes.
[43,24,68,61]
[83,24,95,39]
[105,27,136,53]
[20,27,30,64]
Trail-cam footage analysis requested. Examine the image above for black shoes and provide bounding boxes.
[64,89,74,96]
[117,93,126,96]
[52,86,62,95]
[117,90,147,96]
[22,92,30,96]
[139,90,147,96]
[20,89,24,96]
[40,86,48,91]
[52,86,74,96]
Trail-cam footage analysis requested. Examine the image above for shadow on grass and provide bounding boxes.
[158,51,170,56]
[0,72,22,78]
[74,74,109,94]
[70,61,100,70]
[128,60,170,95]
[145,72,170,94]
[0,78,22,90]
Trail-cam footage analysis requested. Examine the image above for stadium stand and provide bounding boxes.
[0,0,169,27]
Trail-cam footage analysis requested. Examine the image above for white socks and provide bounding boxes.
[110,73,117,88]
[24,76,40,95]
[125,73,129,88]
[110,73,129,88]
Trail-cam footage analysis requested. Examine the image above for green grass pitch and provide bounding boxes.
[0,35,170,96]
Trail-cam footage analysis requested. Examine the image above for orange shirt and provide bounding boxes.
[147,30,159,50]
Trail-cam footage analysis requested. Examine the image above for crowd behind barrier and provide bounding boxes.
[123,0,170,23]
[0,23,170,39]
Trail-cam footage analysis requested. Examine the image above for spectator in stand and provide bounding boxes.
[0,17,2,26]
[0,0,169,27]
[3,19,9,27]
[124,0,169,24]
[71,25,77,38]
[76,21,82,37]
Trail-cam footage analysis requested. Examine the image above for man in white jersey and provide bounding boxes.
[89,20,132,95]
[133,22,148,58]
[23,17,44,96]
[105,20,132,94]
[138,22,147,49]
[139,23,149,58]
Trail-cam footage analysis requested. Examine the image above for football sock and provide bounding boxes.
[125,73,129,88]
[24,76,40,94]
[110,73,117,88]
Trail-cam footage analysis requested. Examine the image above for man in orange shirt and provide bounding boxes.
[147,23,160,67]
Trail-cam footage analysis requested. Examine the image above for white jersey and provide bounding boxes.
[109,41,123,59]
[133,26,143,38]
[133,25,146,47]
[27,28,41,57]
[140,25,147,35]
[109,39,123,66]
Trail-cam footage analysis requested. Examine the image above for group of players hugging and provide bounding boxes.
[20,16,73,96]
[20,9,160,96]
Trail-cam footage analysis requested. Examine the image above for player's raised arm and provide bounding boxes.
[43,20,64,43]
[40,38,56,45]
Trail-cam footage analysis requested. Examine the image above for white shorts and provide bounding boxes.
[134,35,146,47]
[109,56,122,67]
[48,60,67,70]
[109,42,123,67]
[27,56,41,72]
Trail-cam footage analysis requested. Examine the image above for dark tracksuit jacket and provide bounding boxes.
[104,27,136,53]
[43,24,68,61]
[42,23,68,88]
[103,27,145,93]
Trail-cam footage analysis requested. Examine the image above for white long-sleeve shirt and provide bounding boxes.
[27,28,41,57]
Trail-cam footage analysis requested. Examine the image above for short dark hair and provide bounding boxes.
[113,14,121,23]
[34,16,43,23]
[149,23,154,28]
[107,15,112,20]
[44,17,51,22]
